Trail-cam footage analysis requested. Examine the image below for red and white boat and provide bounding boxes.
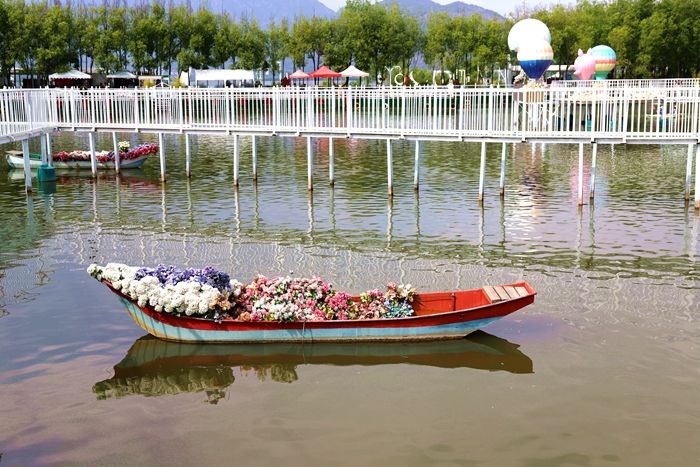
[103,282,536,344]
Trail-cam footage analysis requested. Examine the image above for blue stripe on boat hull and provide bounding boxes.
[121,298,502,343]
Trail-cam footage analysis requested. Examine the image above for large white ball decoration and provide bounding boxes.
[508,18,551,52]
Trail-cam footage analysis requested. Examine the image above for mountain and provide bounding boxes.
[379,0,503,21]
[125,0,499,25]
[189,0,335,23]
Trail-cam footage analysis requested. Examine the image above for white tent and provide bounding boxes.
[49,69,91,80]
[194,69,254,85]
[340,65,369,78]
[179,70,189,87]
[106,71,137,79]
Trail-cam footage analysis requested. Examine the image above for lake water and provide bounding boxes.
[0,133,698,466]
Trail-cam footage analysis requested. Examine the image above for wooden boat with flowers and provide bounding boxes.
[5,142,158,170]
[89,263,536,344]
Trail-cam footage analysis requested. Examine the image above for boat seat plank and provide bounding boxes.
[482,286,502,303]
[514,286,528,297]
[493,286,510,301]
[503,286,519,299]
[6,150,23,156]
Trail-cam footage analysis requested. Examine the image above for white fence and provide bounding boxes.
[1,85,700,144]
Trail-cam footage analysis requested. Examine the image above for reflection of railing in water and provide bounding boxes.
[92,331,533,403]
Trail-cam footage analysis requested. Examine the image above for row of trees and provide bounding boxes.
[0,0,698,87]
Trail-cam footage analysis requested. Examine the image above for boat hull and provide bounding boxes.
[6,153,149,170]
[110,282,535,344]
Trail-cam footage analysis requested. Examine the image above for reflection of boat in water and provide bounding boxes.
[93,331,533,402]
[7,168,159,190]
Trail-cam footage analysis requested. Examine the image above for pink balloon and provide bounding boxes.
[573,49,596,80]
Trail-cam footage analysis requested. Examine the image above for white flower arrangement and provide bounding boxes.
[88,263,233,317]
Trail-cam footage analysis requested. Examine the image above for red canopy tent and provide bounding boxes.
[309,66,342,78]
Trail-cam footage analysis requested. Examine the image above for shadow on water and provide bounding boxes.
[93,331,533,403]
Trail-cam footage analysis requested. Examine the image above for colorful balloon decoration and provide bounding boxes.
[508,19,551,52]
[573,49,596,80]
[589,45,617,80]
[517,39,553,80]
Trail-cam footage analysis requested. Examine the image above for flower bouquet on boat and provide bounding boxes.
[88,263,536,343]
[5,141,158,170]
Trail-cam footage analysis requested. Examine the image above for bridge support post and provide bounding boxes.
[578,143,584,206]
[306,136,313,192]
[112,132,120,174]
[46,133,52,166]
[589,142,598,199]
[499,142,506,197]
[40,134,47,165]
[387,138,393,197]
[695,143,700,209]
[88,132,97,178]
[252,135,257,181]
[329,137,334,186]
[685,144,693,200]
[233,134,239,187]
[158,133,166,182]
[413,140,420,190]
[185,134,191,177]
[478,141,486,203]
[21,139,32,193]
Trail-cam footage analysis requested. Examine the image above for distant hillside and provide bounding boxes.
[379,0,503,22]
[129,0,500,25]
[178,0,336,23]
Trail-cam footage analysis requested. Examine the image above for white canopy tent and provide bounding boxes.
[49,69,91,80]
[106,71,137,79]
[194,69,255,87]
[340,65,369,78]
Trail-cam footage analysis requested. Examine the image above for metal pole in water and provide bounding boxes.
[695,143,700,210]
[233,134,239,186]
[329,137,334,186]
[306,136,313,192]
[478,141,486,203]
[413,140,420,190]
[578,143,584,205]
[40,134,47,165]
[387,138,393,197]
[46,133,52,166]
[685,143,693,200]
[158,132,166,182]
[88,132,97,178]
[589,142,598,199]
[185,134,191,177]
[252,135,257,181]
[112,132,120,174]
[21,139,32,193]
[499,142,506,196]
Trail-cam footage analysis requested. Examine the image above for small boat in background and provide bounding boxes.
[105,281,536,344]
[5,142,158,170]
[92,331,533,401]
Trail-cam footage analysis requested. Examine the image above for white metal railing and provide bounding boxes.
[551,78,700,89]
[1,85,700,143]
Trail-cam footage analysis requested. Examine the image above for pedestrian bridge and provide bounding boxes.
[1,81,700,144]
[1,80,699,207]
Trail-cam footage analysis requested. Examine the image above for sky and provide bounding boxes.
[317,0,566,16]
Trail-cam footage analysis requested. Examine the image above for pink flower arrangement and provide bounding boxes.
[235,275,416,322]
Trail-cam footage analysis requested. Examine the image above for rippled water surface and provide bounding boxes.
[0,133,698,466]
